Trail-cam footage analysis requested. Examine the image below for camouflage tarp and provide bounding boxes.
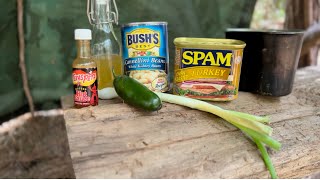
[0,0,256,119]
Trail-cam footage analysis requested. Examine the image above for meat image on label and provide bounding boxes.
[173,46,244,101]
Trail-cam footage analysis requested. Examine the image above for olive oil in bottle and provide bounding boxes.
[87,0,122,99]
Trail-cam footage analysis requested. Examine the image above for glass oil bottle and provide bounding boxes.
[87,0,122,99]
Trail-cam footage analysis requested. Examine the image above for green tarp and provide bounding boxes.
[0,0,256,119]
[0,1,24,118]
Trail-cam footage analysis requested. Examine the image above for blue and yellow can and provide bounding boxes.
[173,38,246,101]
[121,22,169,92]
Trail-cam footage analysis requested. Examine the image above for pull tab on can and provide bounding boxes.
[87,0,119,25]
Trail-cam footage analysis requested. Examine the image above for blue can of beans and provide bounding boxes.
[121,22,169,92]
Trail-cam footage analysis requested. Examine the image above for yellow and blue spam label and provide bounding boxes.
[121,22,169,92]
[174,38,246,101]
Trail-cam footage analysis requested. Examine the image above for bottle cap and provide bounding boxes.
[74,29,92,40]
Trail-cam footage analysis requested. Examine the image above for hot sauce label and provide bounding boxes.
[72,68,98,106]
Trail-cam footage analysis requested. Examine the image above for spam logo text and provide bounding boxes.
[182,49,233,67]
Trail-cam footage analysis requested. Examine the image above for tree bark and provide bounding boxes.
[285,0,320,67]
[17,0,35,117]
[301,23,320,57]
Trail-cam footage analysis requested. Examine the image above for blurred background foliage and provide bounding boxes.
[251,0,286,29]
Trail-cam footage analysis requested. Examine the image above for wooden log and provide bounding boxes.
[301,23,320,56]
[63,66,320,178]
[0,110,75,178]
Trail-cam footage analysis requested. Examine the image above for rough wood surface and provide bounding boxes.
[0,110,75,178]
[63,66,320,179]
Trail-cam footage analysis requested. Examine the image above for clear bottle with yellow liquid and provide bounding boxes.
[87,0,122,99]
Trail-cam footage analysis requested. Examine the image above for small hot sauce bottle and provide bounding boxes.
[72,29,98,108]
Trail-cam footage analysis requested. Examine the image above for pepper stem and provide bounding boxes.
[112,68,117,78]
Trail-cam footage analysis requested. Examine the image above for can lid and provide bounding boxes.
[122,21,168,27]
[74,29,92,40]
[174,37,246,49]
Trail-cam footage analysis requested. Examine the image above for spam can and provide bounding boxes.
[121,22,169,92]
[173,38,246,101]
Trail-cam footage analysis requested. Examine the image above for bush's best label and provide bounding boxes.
[126,28,160,50]
[122,22,169,92]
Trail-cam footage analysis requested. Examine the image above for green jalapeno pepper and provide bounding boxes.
[113,70,162,111]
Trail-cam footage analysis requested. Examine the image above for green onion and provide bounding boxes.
[226,110,270,123]
[254,138,278,179]
[233,123,281,151]
[155,92,280,178]
[156,93,273,135]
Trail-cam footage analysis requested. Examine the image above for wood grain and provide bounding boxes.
[63,66,320,178]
